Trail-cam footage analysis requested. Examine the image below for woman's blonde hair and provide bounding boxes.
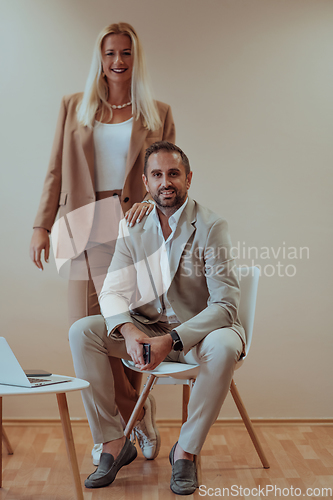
[77,22,161,130]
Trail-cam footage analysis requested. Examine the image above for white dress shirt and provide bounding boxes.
[151,198,188,324]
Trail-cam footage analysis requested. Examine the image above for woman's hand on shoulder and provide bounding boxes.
[125,201,154,227]
[29,228,50,271]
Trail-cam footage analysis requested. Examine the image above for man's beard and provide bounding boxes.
[153,188,187,210]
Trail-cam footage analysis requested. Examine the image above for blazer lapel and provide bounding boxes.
[141,215,165,301]
[78,113,148,192]
[141,199,197,291]
[168,198,196,283]
[124,114,148,180]
[79,125,95,191]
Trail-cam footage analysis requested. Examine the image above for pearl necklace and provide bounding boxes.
[110,101,132,110]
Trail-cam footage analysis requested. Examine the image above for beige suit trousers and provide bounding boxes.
[67,191,142,423]
[69,314,243,455]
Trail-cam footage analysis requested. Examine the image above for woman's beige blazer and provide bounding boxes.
[33,92,175,259]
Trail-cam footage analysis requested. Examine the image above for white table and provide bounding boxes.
[0,375,89,500]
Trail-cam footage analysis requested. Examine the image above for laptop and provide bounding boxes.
[0,337,72,388]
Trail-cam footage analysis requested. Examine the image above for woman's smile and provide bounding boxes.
[101,34,133,84]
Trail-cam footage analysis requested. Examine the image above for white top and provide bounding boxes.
[93,117,133,192]
[152,198,189,324]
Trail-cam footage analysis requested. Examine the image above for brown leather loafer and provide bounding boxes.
[85,437,137,488]
[169,442,198,495]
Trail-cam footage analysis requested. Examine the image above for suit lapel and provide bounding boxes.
[124,114,148,180]
[168,198,196,282]
[141,199,197,292]
[141,214,164,263]
[141,215,165,301]
[79,125,95,190]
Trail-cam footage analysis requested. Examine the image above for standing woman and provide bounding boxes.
[29,22,175,461]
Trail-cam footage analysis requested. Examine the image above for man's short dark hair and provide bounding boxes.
[144,141,191,177]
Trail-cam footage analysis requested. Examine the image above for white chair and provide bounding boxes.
[122,266,269,480]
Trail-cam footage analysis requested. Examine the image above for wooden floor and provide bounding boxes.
[1,422,333,499]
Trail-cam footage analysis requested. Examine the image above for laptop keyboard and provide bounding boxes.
[28,377,50,384]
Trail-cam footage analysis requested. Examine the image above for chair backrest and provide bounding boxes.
[237,266,260,356]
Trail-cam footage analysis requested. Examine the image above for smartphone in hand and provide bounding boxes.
[142,343,151,364]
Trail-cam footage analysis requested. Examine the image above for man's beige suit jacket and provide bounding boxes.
[99,197,246,355]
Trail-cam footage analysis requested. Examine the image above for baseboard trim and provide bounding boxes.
[157,418,333,427]
[2,418,333,427]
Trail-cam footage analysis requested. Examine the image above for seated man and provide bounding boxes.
[69,141,245,495]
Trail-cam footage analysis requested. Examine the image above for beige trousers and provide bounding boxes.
[69,314,243,455]
[67,189,142,423]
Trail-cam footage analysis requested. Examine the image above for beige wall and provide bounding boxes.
[1,0,332,421]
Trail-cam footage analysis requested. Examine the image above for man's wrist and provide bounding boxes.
[118,322,136,338]
[169,330,183,351]
[165,333,173,351]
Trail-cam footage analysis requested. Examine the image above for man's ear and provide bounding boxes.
[142,173,149,192]
[186,171,193,190]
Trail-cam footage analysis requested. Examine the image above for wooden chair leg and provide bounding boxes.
[56,393,84,500]
[230,379,270,468]
[124,374,157,438]
[182,385,190,424]
[2,427,13,455]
